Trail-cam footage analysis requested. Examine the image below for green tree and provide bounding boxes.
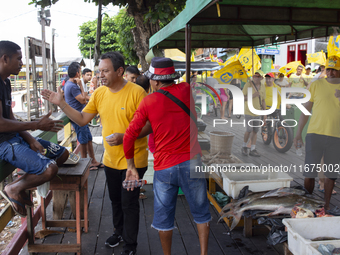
[78,9,138,65]
[30,0,185,70]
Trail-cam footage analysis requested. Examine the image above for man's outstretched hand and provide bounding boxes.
[41,87,64,106]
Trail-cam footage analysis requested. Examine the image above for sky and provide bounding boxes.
[0,0,119,61]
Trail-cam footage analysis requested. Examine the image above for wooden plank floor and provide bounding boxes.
[20,123,290,255]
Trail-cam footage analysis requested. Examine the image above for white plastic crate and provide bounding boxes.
[283,217,340,255]
[306,240,340,255]
[213,164,293,199]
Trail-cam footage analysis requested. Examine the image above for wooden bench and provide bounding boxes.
[27,158,91,255]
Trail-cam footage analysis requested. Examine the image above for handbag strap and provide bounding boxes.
[157,89,197,126]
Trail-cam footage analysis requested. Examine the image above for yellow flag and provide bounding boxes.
[328,36,340,57]
[213,60,248,83]
[191,52,195,62]
[223,55,237,66]
[279,61,303,75]
[238,47,261,71]
[306,50,326,65]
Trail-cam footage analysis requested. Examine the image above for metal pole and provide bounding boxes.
[185,24,191,84]
[41,7,48,114]
[25,37,31,121]
[252,44,254,77]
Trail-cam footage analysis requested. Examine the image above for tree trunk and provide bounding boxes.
[127,0,160,71]
[94,0,102,66]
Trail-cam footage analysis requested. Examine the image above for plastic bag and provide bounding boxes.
[37,181,50,198]
[257,216,287,245]
[212,191,230,208]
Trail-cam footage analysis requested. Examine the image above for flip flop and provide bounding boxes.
[23,196,34,207]
[20,191,33,207]
[139,193,147,200]
[89,166,99,171]
[326,206,340,216]
[0,190,27,217]
[318,188,337,194]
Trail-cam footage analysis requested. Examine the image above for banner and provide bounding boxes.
[238,47,261,71]
[306,50,326,65]
[328,35,340,57]
[213,60,248,84]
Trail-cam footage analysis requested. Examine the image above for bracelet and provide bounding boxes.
[60,104,67,111]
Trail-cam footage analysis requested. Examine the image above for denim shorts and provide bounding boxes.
[152,156,211,231]
[71,122,92,144]
[304,133,340,180]
[0,134,66,175]
[245,115,262,133]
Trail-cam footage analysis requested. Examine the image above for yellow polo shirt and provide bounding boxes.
[83,82,148,169]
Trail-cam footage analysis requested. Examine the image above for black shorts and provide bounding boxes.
[228,90,233,100]
[303,133,340,180]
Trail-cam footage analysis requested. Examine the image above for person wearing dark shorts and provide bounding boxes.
[64,62,102,170]
[0,41,69,217]
[294,55,340,212]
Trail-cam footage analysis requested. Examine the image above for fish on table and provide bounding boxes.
[219,194,324,231]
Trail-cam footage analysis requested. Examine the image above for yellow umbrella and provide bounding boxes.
[306,50,326,65]
[279,61,304,75]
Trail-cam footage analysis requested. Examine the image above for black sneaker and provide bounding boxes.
[105,233,123,247]
[249,149,261,157]
[121,250,136,255]
[241,147,249,156]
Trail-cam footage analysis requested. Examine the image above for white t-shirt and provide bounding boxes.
[81,78,88,93]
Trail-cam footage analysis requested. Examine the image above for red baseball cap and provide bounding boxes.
[265,72,274,78]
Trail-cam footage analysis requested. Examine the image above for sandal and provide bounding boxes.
[139,193,147,200]
[0,190,27,217]
[318,188,337,194]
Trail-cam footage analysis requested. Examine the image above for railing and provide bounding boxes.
[0,113,76,255]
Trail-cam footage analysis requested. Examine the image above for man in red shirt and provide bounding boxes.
[123,57,211,255]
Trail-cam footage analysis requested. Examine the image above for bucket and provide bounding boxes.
[209,131,235,155]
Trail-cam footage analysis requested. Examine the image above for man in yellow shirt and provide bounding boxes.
[41,52,151,255]
[294,56,340,214]
[241,71,266,157]
[303,65,314,89]
[288,65,308,98]
[264,72,281,110]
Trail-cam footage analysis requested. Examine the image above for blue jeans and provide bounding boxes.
[0,134,66,175]
[152,156,211,231]
[71,122,92,144]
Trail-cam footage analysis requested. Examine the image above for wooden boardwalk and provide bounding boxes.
[15,123,288,255]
